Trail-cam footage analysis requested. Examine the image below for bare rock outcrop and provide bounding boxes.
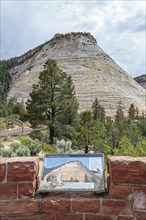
[49,161,100,183]
[134,74,146,89]
[8,32,146,116]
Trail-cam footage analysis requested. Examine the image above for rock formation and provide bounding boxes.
[8,32,145,116]
[134,75,146,89]
[45,161,101,183]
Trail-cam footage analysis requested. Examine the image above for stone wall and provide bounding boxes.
[0,156,146,220]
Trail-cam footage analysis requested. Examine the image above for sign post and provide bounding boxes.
[38,154,105,192]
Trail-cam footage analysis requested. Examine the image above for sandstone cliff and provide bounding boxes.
[8,32,145,116]
[47,161,101,183]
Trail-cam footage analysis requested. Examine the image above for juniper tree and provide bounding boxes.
[92,98,105,122]
[76,110,105,153]
[128,103,136,120]
[26,59,78,144]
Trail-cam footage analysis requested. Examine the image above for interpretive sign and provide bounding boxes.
[38,154,105,192]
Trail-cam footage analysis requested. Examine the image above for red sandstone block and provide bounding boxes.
[101,199,133,215]
[133,187,146,210]
[107,156,146,184]
[117,217,133,220]
[41,196,70,213]
[85,214,111,220]
[0,199,39,214]
[73,195,100,212]
[134,210,146,220]
[109,184,132,199]
[112,171,146,184]
[7,157,39,181]
[18,180,37,198]
[1,214,55,220]
[0,182,17,199]
[0,158,7,181]
[56,214,83,220]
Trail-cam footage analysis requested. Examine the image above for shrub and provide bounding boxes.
[1,142,31,157]
[0,148,12,157]
[17,135,30,145]
[29,129,49,141]
[0,118,8,130]
[15,146,31,156]
[26,139,41,156]
[10,143,21,151]
[56,139,72,153]
[0,142,4,148]
[41,143,57,154]
[2,135,14,142]
[17,135,41,155]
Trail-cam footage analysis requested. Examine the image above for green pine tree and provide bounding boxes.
[92,98,105,122]
[76,110,105,153]
[26,59,78,144]
[128,103,136,120]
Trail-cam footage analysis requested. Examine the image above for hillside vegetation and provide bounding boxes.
[0,59,146,158]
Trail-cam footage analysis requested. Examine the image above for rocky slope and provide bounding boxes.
[8,32,145,116]
[49,161,101,183]
[134,75,146,89]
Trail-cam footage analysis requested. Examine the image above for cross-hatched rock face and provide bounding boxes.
[8,32,145,116]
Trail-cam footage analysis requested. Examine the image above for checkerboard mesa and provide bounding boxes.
[7,32,145,116]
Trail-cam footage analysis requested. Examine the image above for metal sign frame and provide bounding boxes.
[38,153,105,193]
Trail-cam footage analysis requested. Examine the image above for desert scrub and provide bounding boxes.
[0,142,4,148]
[17,135,41,155]
[0,118,9,130]
[14,146,31,156]
[41,142,57,153]
[0,148,13,157]
[2,135,14,142]
[29,129,49,142]
[56,139,72,153]
[0,142,31,157]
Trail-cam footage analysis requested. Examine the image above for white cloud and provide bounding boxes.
[1,0,145,77]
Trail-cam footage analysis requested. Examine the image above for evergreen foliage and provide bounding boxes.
[56,139,72,153]
[92,98,105,122]
[128,103,136,120]
[26,59,78,144]
[0,61,11,100]
[0,97,27,120]
[75,110,105,153]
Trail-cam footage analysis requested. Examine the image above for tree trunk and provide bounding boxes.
[49,126,54,144]
[85,145,88,154]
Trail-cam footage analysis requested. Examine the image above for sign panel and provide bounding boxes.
[38,154,105,192]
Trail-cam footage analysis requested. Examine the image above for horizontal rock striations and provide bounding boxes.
[8,32,145,116]
[49,161,101,183]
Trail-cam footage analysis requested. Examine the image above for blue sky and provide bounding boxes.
[44,157,89,168]
[1,0,145,77]
[44,155,104,171]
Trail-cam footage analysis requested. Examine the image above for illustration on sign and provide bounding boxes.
[39,154,105,192]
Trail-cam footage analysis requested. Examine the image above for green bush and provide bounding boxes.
[18,135,42,155]
[0,118,8,130]
[27,139,41,156]
[2,135,14,142]
[29,129,49,141]
[41,143,57,154]
[56,139,72,153]
[17,135,30,145]
[0,148,12,157]
[1,142,31,157]
[113,136,146,157]
[0,142,4,148]
[15,146,31,156]
[10,143,21,151]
